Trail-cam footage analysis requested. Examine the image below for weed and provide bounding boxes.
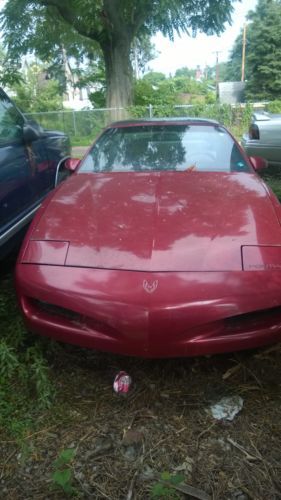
[260,165,281,201]
[26,346,54,408]
[0,274,54,440]
[0,341,19,378]
[151,472,184,499]
[51,448,77,496]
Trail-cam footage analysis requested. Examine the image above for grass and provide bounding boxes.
[70,135,93,147]
[0,264,54,442]
[261,165,281,199]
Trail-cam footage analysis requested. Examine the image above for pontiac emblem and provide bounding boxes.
[143,279,158,294]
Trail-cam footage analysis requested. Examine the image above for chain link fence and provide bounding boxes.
[25,103,265,145]
[25,108,115,142]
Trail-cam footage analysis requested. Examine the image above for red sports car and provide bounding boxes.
[15,118,281,358]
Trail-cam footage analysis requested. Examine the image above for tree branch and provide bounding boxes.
[102,0,128,40]
[103,0,121,27]
[128,1,152,38]
[37,0,105,43]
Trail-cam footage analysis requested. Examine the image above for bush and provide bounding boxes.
[266,100,281,113]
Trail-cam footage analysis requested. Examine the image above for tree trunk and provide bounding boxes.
[102,36,133,121]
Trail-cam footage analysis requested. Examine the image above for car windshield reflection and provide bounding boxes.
[79,124,250,173]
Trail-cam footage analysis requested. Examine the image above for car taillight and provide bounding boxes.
[249,123,260,140]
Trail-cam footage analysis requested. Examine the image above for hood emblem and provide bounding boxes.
[143,279,158,294]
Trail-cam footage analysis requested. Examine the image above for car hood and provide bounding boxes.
[30,171,281,271]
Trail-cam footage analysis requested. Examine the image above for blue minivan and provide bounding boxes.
[0,88,70,258]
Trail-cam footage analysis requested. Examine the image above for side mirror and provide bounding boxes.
[249,156,268,171]
[23,122,41,143]
[64,158,80,172]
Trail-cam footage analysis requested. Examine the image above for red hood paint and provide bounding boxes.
[31,171,281,271]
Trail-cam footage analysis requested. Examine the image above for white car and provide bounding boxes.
[242,111,281,167]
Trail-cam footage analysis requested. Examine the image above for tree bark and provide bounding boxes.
[101,35,133,121]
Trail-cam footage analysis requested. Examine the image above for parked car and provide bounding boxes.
[241,111,281,166]
[15,117,281,358]
[0,88,70,258]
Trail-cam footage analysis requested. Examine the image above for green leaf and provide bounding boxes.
[1,0,238,109]
[54,448,75,467]
[52,468,72,490]
[151,483,172,498]
[161,471,171,481]
[170,473,185,486]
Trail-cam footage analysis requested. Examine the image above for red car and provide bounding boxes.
[15,118,281,358]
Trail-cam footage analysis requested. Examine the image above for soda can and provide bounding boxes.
[113,371,132,395]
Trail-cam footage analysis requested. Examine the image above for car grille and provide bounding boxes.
[32,299,81,323]
[224,306,281,333]
[31,298,118,336]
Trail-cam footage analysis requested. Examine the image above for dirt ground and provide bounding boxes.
[1,268,281,499]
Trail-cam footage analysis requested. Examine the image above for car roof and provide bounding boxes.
[108,117,220,128]
[252,111,281,122]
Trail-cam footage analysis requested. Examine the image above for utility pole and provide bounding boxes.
[241,23,247,82]
[212,51,222,99]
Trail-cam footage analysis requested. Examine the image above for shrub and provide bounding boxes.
[266,100,281,113]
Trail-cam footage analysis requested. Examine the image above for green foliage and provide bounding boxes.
[1,0,238,108]
[173,76,210,96]
[1,0,237,54]
[223,37,244,83]
[23,101,253,149]
[52,448,76,495]
[11,63,63,113]
[89,89,106,108]
[132,34,158,74]
[226,0,281,100]
[215,61,231,83]
[266,100,281,113]
[129,102,253,142]
[175,66,196,78]
[0,277,54,439]
[0,341,19,378]
[52,470,74,494]
[261,165,281,200]
[134,73,214,107]
[151,472,184,499]
[26,107,108,141]
[246,0,281,99]
[26,346,53,408]
[134,80,156,105]
[143,72,167,84]
[71,135,93,147]
[0,43,23,87]
[54,448,76,467]
[205,91,216,104]
[134,78,177,106]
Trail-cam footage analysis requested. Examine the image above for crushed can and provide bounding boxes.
[113,371,132,395]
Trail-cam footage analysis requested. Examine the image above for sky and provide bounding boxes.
[149,0,258,76]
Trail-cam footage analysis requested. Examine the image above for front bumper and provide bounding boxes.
[16,264,281,358]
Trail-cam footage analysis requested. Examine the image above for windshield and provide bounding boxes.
[79,124,250,173]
